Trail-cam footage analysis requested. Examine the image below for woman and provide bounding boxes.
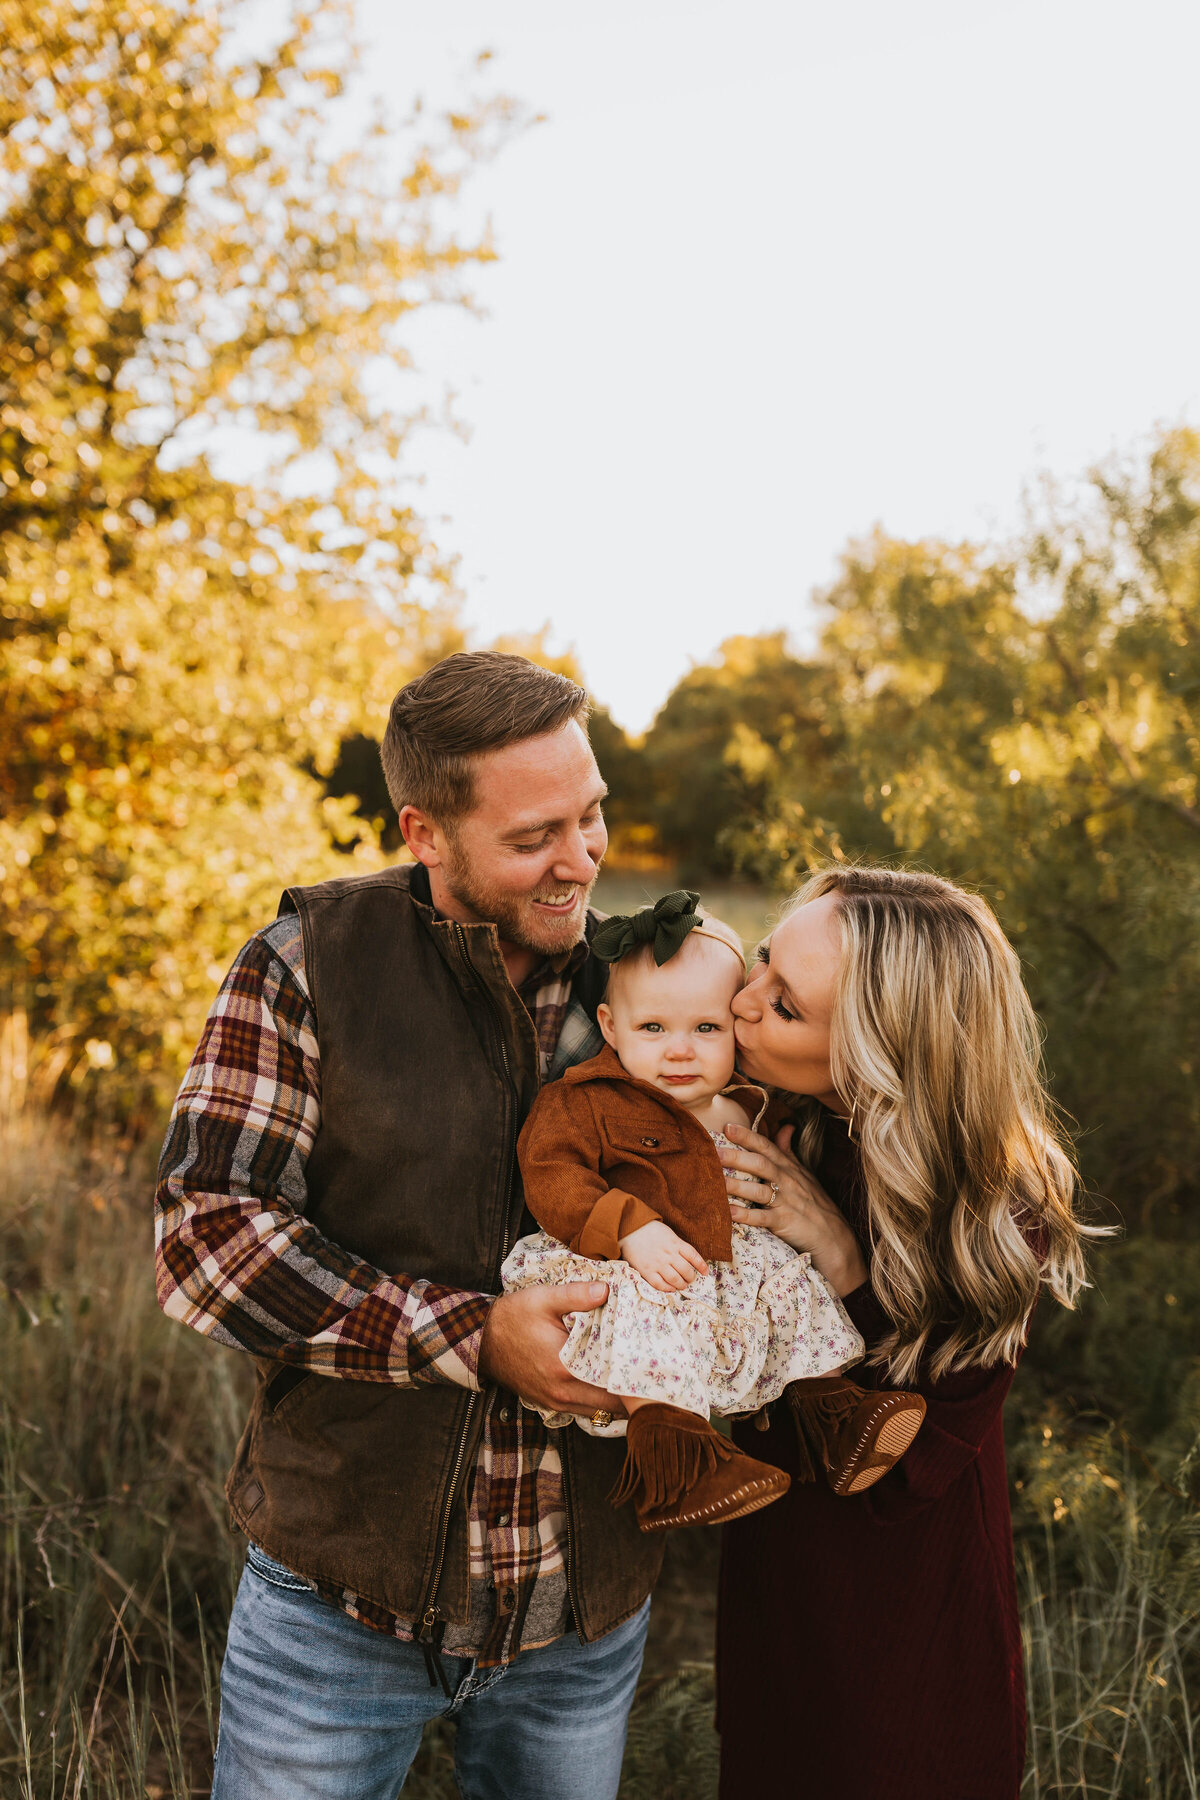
[715,866,1094,1800]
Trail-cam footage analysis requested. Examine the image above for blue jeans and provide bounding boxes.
[212,1546,650,1800]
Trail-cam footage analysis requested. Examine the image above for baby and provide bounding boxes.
[502,890,925,1533]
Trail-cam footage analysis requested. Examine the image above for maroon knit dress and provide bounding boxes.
[716,1121,1027,1800]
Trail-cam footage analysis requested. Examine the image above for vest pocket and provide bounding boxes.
[263,1365,313,1416]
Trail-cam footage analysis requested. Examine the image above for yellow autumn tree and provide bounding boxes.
[0,0,517,1110]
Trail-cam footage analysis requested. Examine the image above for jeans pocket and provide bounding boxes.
[244,1543,314,1594]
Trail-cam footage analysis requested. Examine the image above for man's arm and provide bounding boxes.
[154,918,490,1388]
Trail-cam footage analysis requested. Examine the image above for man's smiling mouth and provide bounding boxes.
[531,890,580,913]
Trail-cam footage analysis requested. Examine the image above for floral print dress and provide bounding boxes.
[501,1131,863,1437]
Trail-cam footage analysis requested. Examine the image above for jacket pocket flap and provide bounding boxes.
[600,1117,685,1157]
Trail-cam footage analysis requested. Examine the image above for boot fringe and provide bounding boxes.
[608,1445,641,1508]
[784,1379,862,1483]
[783,1392,820,1483]
[609,1410,737,1509]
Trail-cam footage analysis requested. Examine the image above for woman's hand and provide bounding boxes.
[719,1122,868,1297]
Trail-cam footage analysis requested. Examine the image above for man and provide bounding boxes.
[155,652,665,1799]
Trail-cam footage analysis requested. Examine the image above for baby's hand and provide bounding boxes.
[618,1221,707,1292]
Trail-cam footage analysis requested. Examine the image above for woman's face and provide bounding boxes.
[731,893,845,1109]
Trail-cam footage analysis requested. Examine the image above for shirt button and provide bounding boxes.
[497,1512,511,1527]
[498,1407,512,1423]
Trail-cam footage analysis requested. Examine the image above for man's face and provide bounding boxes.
[431,720,609,957]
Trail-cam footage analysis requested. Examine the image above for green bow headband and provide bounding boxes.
[591,890,704,967]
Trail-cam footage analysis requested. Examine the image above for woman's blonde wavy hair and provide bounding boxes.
[784,865,1098,1384]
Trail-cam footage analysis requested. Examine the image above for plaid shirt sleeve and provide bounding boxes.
[153,915,491,1389]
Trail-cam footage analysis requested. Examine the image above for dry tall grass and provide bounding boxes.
[2,1124,1197,1798]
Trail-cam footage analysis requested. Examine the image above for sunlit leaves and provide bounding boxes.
[636,436,1200,1212]
[0,0,519,1105]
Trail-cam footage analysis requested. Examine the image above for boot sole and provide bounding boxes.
[636,1475,791,1532]
[837,1403,926,1496]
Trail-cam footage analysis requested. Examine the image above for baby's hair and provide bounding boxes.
[602,908,746,1003]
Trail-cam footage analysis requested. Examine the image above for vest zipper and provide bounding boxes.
[455,924,520,1291]
[415,926,521,1665]
[415,1386,478,1692]
[561,1426,585,1637]
[462,937,587,1646]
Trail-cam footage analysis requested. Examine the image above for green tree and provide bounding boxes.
[0,0,516,1107]
[710,434,1200,1213]
[638,633,884,880]
[633,434,1200,1212]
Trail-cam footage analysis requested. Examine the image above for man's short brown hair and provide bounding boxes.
[381,651,591,824]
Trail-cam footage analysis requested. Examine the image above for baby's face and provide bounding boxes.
[597,937,743,1106]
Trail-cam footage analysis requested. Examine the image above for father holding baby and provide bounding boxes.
[156,653,660,1800]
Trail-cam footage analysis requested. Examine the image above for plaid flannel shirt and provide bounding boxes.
[155,906,603,1666]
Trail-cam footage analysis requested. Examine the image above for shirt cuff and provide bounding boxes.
[408,1285,495,1391]
[577,1190,661,1261]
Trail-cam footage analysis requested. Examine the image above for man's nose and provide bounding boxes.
[552,826,602,887]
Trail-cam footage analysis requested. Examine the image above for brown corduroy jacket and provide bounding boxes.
[517,1043,767,1264]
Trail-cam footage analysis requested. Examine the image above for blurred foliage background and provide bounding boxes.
[2,0,1199,1795]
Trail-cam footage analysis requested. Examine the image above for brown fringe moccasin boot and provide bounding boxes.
[609,1403,790,1532]
[785,1375,926,1497]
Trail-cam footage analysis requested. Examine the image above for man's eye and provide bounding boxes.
[770,994,796,1023]
[513,839,549,854]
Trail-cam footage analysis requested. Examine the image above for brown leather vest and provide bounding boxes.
[224,863,663,1640]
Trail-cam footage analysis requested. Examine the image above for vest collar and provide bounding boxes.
[406,859,589,987]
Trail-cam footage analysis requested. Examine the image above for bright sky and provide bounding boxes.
[352,0,1200,732]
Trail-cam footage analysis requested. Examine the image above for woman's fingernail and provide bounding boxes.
[588,1283,607,1300]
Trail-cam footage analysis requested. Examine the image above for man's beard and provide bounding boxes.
[440,846,599,957]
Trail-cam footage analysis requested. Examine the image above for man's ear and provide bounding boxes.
[399,805,444,868]
[597,1002,617,1048]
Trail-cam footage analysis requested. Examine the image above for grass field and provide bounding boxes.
[3,1116,1199,1797]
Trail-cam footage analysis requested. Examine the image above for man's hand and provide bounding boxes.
[618,1221,707,1292]
[478,1283,625,1418]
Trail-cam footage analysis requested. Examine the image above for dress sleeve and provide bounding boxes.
[841,1282,1021,1523]
[518,1084,660,1260]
